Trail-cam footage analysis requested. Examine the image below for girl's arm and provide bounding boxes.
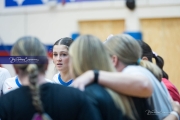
[72,70,153,98]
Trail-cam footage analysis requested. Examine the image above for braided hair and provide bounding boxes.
[11,36,52,120]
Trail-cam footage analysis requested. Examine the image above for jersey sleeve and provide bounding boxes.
[0,68,11,95]
[52,73,59,83]
[2,81,8,95]
[45,78,54,83]
[2,79,12,95]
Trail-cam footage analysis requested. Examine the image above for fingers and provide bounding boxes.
[72,81,85,91]
[72,82,78,88]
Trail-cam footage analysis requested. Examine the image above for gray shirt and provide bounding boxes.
[122,65,173,120]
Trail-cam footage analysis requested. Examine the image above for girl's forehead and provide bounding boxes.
[53,45,68,52]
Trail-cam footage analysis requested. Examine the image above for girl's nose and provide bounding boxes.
[57,55,62,61]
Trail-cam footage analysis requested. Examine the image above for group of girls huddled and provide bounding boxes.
[0,33,180,120]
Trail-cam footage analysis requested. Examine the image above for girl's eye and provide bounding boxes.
[53,54,57,56]
[60,54,67,57]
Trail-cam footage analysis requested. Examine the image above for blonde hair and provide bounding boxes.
[105,34,162,81]
[69,34,136,119]
[11,36,51,120]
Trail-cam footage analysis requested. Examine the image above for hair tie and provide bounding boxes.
[32,113,52,120]
[153,51,158,57]
[137,58,141,65]
[32,113,42,120]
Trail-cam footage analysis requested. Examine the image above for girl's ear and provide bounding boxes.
[111,55,119,67]
[142,56,149,61]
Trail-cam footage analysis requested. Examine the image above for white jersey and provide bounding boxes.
[3,76,53,94]
[0,68,11,96]
[122,65,173,120]
[53,73,73,86]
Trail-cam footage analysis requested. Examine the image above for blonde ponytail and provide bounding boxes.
[139,60,162,81]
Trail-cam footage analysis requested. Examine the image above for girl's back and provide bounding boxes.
[0,83,100,120]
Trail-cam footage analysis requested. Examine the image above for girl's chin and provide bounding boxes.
[57,68,63,71]
[57,67,65,72]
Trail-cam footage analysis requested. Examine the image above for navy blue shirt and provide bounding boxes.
[0,83,100,120]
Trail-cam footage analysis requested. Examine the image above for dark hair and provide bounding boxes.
[137,40,169,79]
[53,37,73,51]
[137,40,153,62]
[153,55,169,79]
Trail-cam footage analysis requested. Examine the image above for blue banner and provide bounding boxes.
[5,0,108,7]
[124,32,143,41]
[0,56,48,64]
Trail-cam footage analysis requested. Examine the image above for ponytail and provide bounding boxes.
[26,64,52,120]
[152,52,163,69]
[152,53,169,79]
[139,60,163,82]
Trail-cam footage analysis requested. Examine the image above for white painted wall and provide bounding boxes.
[1,0,180,44]
[0,0,180,78]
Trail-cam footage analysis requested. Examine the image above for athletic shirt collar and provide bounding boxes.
[15,76,22,87]
[58,74,73,86]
